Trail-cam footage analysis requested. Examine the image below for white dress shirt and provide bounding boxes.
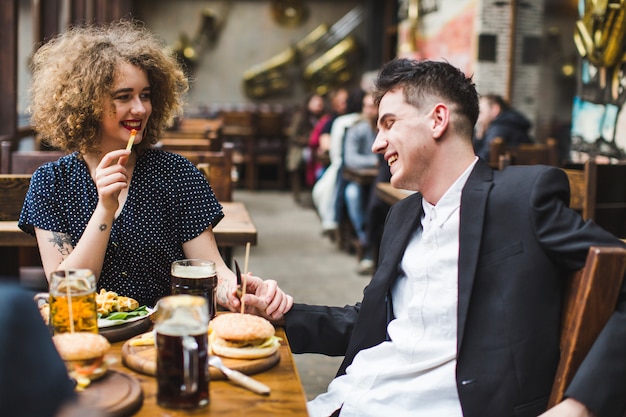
[307,158,478,417]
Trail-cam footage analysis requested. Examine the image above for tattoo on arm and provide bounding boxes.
[49,232,73,258]
[99,224,108,231]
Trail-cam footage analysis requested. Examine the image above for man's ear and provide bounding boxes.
[431,103,449,140]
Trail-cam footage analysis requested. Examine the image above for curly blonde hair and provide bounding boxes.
[29,19,188,154]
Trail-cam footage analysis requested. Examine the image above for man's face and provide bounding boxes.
[477,97,498,130]
[372,88,436,191]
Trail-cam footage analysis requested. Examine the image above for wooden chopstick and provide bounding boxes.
[240,242,251,314]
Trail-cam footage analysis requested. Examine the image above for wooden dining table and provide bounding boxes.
[77,327,309,417]
[341,166,378,185]
[0,201,255,275]
[375,182,416,206]
[0,201,256,249]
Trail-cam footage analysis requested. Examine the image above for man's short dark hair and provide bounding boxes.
[373,59,479,138]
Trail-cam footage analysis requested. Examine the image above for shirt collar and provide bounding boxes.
[421,157,478,229]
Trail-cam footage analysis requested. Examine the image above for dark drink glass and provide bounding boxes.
[155,295,209,409]
[171,259,217,319]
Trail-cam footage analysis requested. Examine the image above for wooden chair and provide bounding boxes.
[172,142,235,202]
[0,175,42,288]
[220,110,257,190]
[562,168,585,213]
[548,245,626,407]
[0,174,30,221]
[1,140,66,174]
[253,107,288,189]
[562,160,626,238]
[493,137,560,169]
[0,142,61,289]
[157,137,221,152]
[585,160,626,238]
[160,118,223,151]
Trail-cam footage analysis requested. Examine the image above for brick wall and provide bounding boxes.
[474,0,544,138]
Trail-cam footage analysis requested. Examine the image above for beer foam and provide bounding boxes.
[156,321,208,337]
[171,265,215,279]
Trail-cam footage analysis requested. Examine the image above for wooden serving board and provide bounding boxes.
[121,333,280,380]
[77,370,143,417]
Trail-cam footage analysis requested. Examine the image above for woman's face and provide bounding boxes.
[100,62,152,151]
[308,94,325,116]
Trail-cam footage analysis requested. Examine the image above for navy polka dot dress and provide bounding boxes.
[19,149,224,306]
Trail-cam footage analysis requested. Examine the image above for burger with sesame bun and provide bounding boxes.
[209,313,281,359]
[52,332,111,386]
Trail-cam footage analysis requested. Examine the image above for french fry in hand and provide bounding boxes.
[126,129,137,151]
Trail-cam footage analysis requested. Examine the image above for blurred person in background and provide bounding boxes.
[306,87,348,187]
[472,93,533,161]
[286,93,327,204]
[312,87,365,238]
[341,92,379,273]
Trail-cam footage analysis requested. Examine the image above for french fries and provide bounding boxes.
[125,129,137,151]
[95,289,140,317]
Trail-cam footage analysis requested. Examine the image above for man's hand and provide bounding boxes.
[539,398,595,417]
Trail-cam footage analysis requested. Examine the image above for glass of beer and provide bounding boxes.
[171,259,217,319]
[155,295,209,409]
[48,269,98,334]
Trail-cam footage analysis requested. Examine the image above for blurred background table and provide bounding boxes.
[375,182,415,205]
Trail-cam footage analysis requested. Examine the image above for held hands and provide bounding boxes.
[222,272,293,322]
[94,149,132,212]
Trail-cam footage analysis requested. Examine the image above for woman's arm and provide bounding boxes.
[35,149,131,280]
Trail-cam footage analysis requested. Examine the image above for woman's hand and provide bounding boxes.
[93,149,131,212]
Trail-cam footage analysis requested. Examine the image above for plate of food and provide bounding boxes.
[96,289,154,328]
[96,290,155,342]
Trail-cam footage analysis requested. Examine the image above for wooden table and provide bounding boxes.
[0,202,257,249]
[106,327,309,416]
[375,182,415,206]
[342,166,378,185]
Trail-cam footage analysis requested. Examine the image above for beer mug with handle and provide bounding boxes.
[154,295,210,409]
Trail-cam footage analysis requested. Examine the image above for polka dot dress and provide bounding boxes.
[19,149,224,306]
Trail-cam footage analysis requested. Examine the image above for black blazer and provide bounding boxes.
[285,160,626,417]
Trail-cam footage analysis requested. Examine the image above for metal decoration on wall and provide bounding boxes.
[243,48,297,99]
[172,4,231,73]
[270,0,309,27]
[571,0,626,159]
[242,6,365,99]
[303,37,359,95]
